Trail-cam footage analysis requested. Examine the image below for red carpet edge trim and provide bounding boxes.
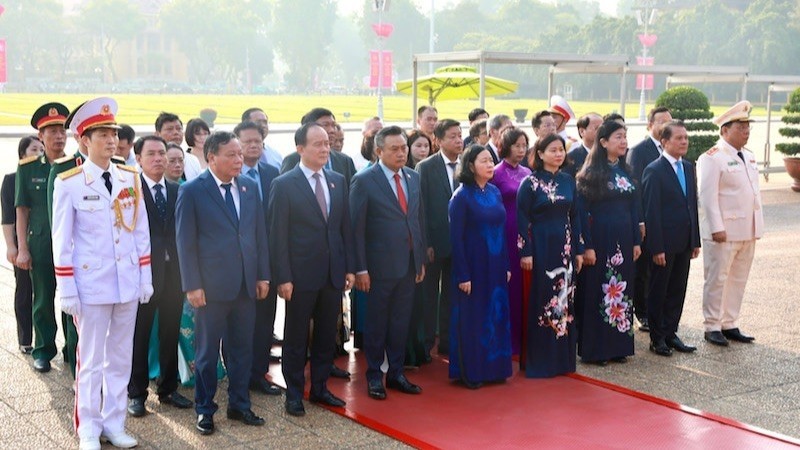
[565,372,800,447]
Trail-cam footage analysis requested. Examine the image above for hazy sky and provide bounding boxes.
[339,0,620,17]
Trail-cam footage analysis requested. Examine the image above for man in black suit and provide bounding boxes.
[485,114,513,164]
[280,108,356,186]
[351,126,426,400]
[233,121,282,397]
[128,136,193,417]
[626,106,673,332]
[176,131,271,435]
[642,121,700,357]
[416,119,463,358]
[565,112,601,177]
[269,123,355,417]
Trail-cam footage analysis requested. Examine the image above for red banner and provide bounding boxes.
[369,50,392,89]
[0,39,7,84]
[636,56,654,91]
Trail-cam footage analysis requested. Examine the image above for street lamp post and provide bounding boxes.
[635,1,657,121]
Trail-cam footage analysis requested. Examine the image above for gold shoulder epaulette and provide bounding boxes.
[58,166,83,180]
[19,155,39,166]
[706,147,719,156]
[54,154,75,164]
[117,164,139,174]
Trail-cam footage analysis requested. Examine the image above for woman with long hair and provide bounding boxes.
[575,120,641,365]
[449,145,512,389]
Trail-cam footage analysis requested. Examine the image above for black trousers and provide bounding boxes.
[647,249,692,343]
[633,243,651,321]
[250,287,278,383]
[128,261,184,400]
[281,283,340,403]
[13,265,33,346]
[423,256,452,353]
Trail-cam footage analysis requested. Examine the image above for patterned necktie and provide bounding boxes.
[221,183,238,226]
[153,184,167,222]
[447,162,458,191]
[394,173,408,214]
[313,173,328,221]
[102,171,112,194]
[676,161,687,196]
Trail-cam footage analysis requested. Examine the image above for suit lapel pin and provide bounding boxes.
[330,183,335,189]
[242,186,247,192]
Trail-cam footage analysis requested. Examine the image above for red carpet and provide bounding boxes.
[267,351,800,449]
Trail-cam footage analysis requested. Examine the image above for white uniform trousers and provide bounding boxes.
[702,239,756,332]
[74,301,138,439]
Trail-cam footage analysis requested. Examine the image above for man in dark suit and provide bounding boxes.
[232,121,282,396]
[128,136,192,417]
[280,108,356,187]
[176,131,271,435]
[642,121,700,357]
[416,118,463,357]
[485,114,513,164]
[269,123,355,417]
[565,112,602,177]
[351,126,426,400]
[626,106,673,332]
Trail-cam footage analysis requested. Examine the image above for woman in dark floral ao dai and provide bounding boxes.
[575,120,642,365]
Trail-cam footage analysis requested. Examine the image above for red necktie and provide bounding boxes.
[394,173,407,214]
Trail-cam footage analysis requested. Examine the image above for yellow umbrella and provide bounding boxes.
[395,64,519,105]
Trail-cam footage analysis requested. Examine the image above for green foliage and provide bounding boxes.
[273,0,336,90]
[779,127,800,138]
[776,143,800,156]
[777,88,800,155]
[654,86,717,162]
[782,115,800,124]
[786,88,800,114]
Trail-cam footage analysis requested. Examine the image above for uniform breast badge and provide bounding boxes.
[113,180,141,232]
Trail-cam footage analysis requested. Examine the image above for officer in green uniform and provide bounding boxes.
[16,102,69,373]
[47,101,126,378]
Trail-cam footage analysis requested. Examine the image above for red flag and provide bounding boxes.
[0,39,7,84]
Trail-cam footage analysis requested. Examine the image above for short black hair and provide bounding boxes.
[660,120,686,141]
[374,125,406,150]
[184,118,210,147]
[603,112,626,123]
[241,107,264,122]
[133,135,168,156]
[499,127,528,159]
[17,135,41,159]
[531,110,552,129]
[155,112,182,132]
[418,105,437,116]
[532,133,567,171]
[488,114,511,131]
[233,121,265,139]
[648,106,670,125]
[301,108,335,125]
[433,119,461,140]
[576,113,600,138]
[118,124,135,143]
[469,119,487,139]
[204,130,237,160]
[457,144,489,185]
[294,122,325,146]
[467,107,488,122]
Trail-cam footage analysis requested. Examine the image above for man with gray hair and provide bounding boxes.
[486,114,513,164]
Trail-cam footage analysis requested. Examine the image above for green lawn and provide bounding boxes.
[0,93,770,127]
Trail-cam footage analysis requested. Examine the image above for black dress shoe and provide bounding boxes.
[610,356,628,363]
[638,318,650,332]
[666,336,697,353]
[458,379,483,390]
[33,358,51,373]
[159,391,193,409]
[250,379,282,396]
[226,408,265,426]
[127,397,146,417]
[309,390,346,407]
[285,399,306,416]
[704,331,729,346]
[722,328,755,343]
[19,345,33,355]
[330,364,350,379]
[196,414,214,435]
[649,340,673,357]
[386,375,422,394]
[367,381,386,400]
[272,334,284,345]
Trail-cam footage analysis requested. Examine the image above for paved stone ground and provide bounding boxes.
[0,175,798,449]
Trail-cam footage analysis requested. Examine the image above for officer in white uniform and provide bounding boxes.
[51,97,153,450]
[697,100,764,347]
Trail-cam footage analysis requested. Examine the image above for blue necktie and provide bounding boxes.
[153,184,167,222]
[222,183,238,226]
[247,168,258,180]
[676,161,687,196]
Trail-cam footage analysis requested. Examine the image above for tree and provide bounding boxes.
[0,0,66,83]
[656,86,717,161]
[272,0,336,91]
[80,0,146,83]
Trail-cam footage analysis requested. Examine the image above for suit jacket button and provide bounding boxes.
[115,239,119,244]
[82,264,88,269]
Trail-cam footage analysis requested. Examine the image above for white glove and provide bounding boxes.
[140,284,154,304]
[60,295,81,316]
